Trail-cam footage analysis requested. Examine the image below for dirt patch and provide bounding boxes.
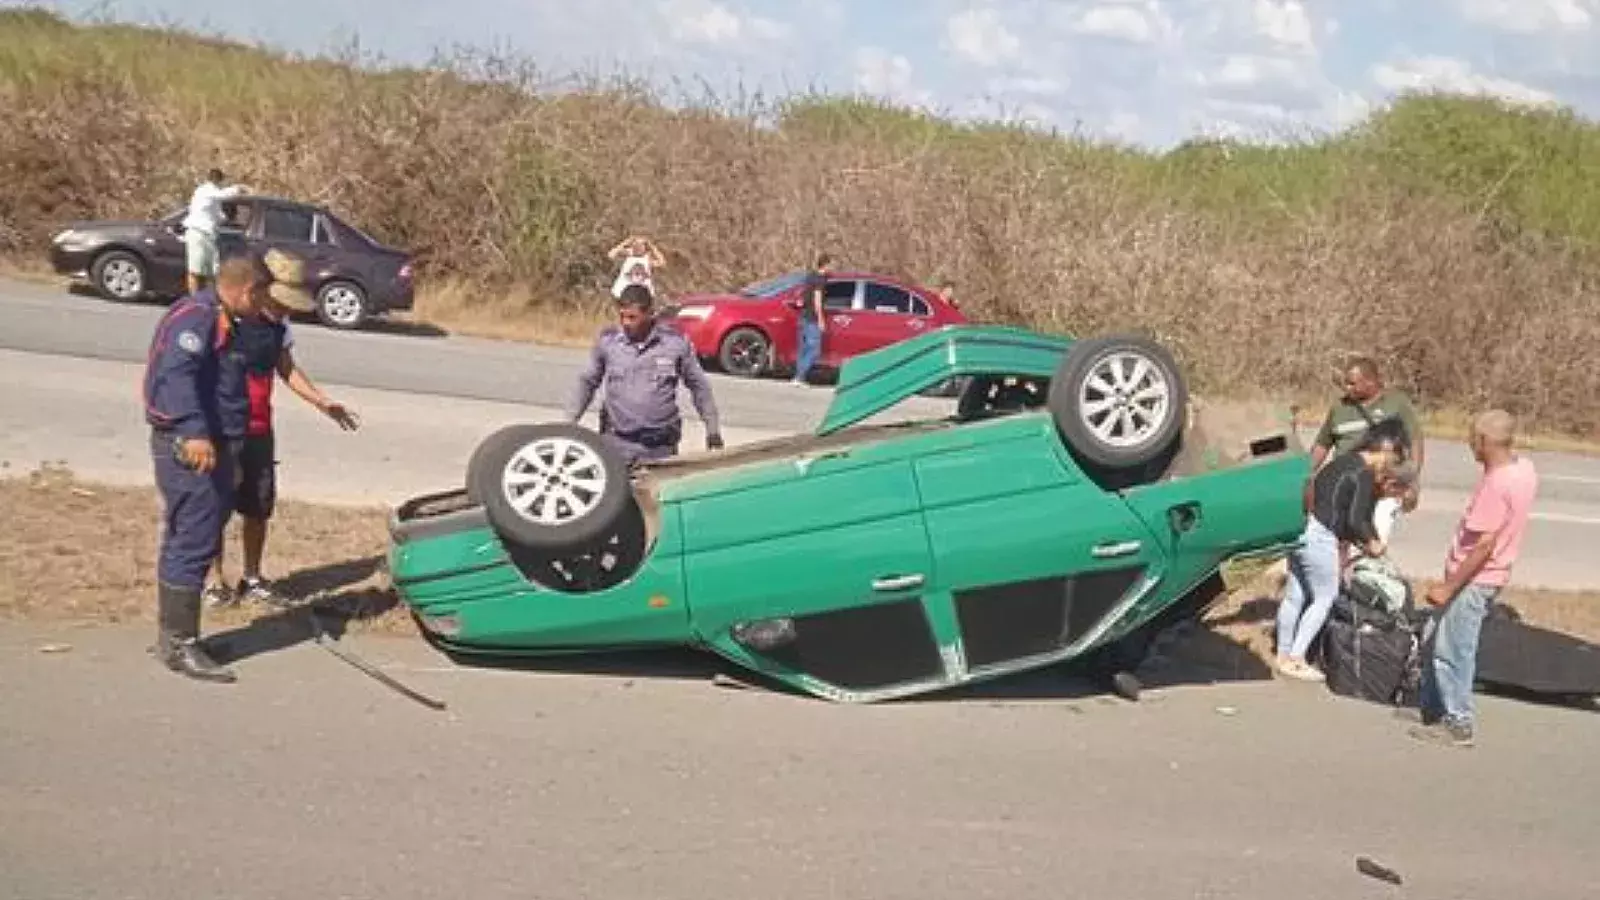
[1192,558,1600,659]
[0,466,414,637]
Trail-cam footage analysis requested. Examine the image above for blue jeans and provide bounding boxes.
[794,319,822,382]
[1276,517,1341,660]
[1419,582,1499,728]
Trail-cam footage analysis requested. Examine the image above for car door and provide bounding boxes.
[817,278,861,367]
[679,445,944,701]
[840,280,936,356]
[249,203,338,268]
[145,210,190,294]
[909,421,1172,681]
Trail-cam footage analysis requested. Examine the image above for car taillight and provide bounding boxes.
[398,262,413,280]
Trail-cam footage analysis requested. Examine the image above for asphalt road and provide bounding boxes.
[2,278,1599,589]
[3,622,1599,900]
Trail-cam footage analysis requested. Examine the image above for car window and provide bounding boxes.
[261,206,315,243]
[738,270,809,298]
[909,295,931,316]
[311,214,338,246]
[823,280,858,311]
[863,281,913,314]
[219,200,253,232]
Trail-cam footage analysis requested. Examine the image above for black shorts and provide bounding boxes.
[226,433,277,520]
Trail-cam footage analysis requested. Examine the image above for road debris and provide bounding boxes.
[302,605,446,712]
[1356,855,1403,886]
[711,671,759,691]
[37,642,73,654]
[1214,705,1239,716]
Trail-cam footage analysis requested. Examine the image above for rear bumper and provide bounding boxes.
[372,278,415,313]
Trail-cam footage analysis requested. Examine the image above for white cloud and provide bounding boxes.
[1251,0,1316,53]
[854,46,932,107]
[1458,0,1595,34]
[1069,2,1175,44]
[945,8,1022,66]
[1372,55,1558,106]
[657,0,788,46]
[1197,54,1309,91]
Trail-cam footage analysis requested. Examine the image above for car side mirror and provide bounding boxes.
[1168,502,1201,535]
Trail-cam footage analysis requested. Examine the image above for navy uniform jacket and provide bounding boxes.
[564,322,721,440]
[142,290,250,440]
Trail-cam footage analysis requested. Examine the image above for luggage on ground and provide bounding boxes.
[1314,594,1423,705]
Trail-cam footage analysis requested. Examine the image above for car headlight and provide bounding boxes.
[52,229,81,245]
[672,305,713,320]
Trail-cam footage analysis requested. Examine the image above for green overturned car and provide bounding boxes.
[388,325,1309,702]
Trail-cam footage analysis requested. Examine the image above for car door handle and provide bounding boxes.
[1091,540,1143,559]
[872,574,925,592]
[793,449,850,475]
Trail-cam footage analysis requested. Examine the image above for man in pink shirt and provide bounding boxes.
[1408,409,1539,748]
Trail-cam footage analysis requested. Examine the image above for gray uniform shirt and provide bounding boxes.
[565,323,721,441]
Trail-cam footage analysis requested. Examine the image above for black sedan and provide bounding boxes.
[48,194,416,330]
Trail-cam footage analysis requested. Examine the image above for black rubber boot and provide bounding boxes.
[154,582,237,684]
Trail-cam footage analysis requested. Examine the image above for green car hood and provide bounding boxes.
[817,325,1074,436]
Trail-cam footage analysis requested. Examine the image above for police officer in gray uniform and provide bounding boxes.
[566,284,723,465]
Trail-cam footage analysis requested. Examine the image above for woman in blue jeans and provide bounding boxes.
[1275,420,1406,681]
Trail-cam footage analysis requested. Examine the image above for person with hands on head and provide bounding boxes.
[203,251,360,610]
[608,234,666,300]
[1274,417,1407,683]
[1408,409,1539,749]
[142,251,290,683]
[566,284,724,467]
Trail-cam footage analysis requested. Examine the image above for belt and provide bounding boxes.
[608,424,681,447]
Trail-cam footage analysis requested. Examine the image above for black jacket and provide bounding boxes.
[1309,452,1380,544]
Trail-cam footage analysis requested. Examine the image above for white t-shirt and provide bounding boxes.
[611,255,654,298]
[182,181,245,236]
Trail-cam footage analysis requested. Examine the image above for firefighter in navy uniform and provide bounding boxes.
[142,249,313,683]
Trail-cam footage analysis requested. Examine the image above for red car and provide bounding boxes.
[659,269,968,379]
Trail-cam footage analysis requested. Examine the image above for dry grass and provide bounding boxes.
[409,276,608,346]
[0,466,415,637]
[3,9,1600,440]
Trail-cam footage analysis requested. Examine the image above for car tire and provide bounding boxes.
[90,250,146,302]
[1047,334,1188,473]
[315,280,368,330]
[467,422,632,552]
[717,326,771,378]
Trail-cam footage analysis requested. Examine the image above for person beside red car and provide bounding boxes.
[791,253,830,386]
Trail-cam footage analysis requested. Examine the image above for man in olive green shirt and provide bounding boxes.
[1311,355,1426,512]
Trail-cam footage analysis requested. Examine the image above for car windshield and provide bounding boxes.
[737,270,808,298]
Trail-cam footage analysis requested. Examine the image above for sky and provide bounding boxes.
[25,0,1600,148]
